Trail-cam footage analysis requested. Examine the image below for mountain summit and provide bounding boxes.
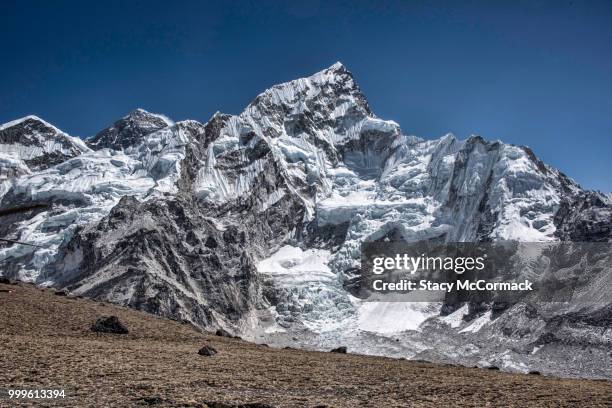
[0,115,89,172]
[87,108,174,150]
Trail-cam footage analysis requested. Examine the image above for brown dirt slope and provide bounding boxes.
[0,281,610,407]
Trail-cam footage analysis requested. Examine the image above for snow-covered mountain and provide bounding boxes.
[0,115,90,198]
[1,63,610,378]
[87,108,175,151]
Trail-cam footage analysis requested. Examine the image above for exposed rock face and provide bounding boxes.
[554,191,612,241]
[87,109,173,150]
[0,116,89,172]
[0,63,610,378]
[54,195,270,328]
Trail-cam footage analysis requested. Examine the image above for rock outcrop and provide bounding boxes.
[91,316,129,334]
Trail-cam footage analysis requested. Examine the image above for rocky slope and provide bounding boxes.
[4,281,611,408]
[0,63,610,378]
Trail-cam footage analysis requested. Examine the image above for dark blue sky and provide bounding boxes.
[1,1,611,191]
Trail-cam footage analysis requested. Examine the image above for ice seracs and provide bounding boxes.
[0,114,191,280]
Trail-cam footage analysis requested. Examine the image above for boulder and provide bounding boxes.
[204,402,274,408]
[198,345,218,357]
[137,396,163,405]
[0,277,15,285]
[330,346,347,354]
[90,316,129,334]
[215,328,232,338]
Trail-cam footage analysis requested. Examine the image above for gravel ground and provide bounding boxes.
[1,281,610,407]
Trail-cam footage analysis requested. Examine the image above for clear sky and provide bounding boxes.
[1,0,611,191]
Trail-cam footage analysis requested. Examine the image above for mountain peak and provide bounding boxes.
[87,109,173,150]
[327,61,347,72]
[0,115,63,134]
[244,62,371,122]
[0,115,89,171]
[310,61,354,84]
[124,108,174,126]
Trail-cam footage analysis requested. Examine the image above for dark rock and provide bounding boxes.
[0,116,85,170]
[137,396,163,405]
[491,301,510,317]
[487,366,500,370]
[534,332,558,345]
[215,328,233,337]
[528,370,541,375]
[49,188,271,330]
[330,346,347,354]
[0,277,14,285]
[524,303,539,319]
[204,402,275,408]
[554,192,612,242]
[440,303,461,316]
[204,236,218,248]
[90,316,129,334]
[198,345,218,357]
[54,290,68,296]
[185,230,200,245]
[87,109,170,150]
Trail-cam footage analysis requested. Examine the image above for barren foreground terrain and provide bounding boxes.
[0,281,610,407]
